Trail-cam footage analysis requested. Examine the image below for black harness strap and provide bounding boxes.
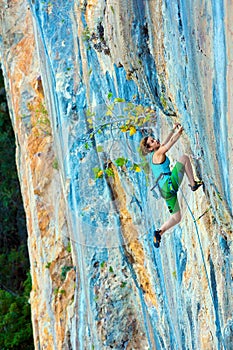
[150,172,172,192]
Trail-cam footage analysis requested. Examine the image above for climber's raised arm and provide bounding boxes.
[139,124,184,157]
[159,124,183,154]
[162,123,181,145]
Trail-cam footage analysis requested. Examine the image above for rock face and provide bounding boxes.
[0,0,233,349]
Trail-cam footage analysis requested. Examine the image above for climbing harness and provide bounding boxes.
[150,172,177,199]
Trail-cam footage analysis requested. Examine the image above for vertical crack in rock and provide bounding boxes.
[106,162,158,307]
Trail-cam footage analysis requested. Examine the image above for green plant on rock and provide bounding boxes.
[92,166,115,180]
[104,167,115,177]
[92,167,104,179]
[160,94,167,109]
[66,241,71,253]
[54,287,66,296]
[52,158,59,170]
[82,27,91,42]
[60,265,73,281]
[130,163,141,172]
[53,287,59,295]
[100,261,106,269]
[28,100,51,135]
[114,157,128,167]
[120,281,127,288]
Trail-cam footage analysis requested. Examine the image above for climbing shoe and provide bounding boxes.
[189,180,203,192]
[153,230,161,248]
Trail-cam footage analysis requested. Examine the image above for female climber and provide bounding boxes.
[140,123,203,248]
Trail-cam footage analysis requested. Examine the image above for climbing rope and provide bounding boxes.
[151,163,226,348]
[177,184,227,350]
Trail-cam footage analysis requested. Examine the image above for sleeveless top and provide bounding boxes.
[150,152,171,188]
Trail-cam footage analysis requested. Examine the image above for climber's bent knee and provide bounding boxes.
[178,154,188,165]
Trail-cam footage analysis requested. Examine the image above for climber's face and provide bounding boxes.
[146,136,160,151]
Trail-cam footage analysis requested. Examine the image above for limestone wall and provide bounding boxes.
[0,0,232,349]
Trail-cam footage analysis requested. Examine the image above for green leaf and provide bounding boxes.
[96,145,103,152]
[109,266,114,273]
[114,97,125,103]
[60,266,73,281]
[120,281,127,288]
[107,92,113,100]
[100,261,105,268]
[114,157,128,167]
[92,167,104,179]
[52,158,59,170]
[86,108,95,117]
[120,125,129,132]
[66,242,71,253]
[87,118,93,125]
[54,287,59,295]
[131,163,141,172]
[105,168,115,177]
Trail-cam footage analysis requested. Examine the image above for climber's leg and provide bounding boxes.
[153,211,181,248]
[175,154,203,191]
[160,210,182,235]
[176,154,195,187]
[153,194,181,248]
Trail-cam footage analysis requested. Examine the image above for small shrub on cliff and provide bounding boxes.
[66,241,71,253]
[60,265,74,281]
[52,158,59,170]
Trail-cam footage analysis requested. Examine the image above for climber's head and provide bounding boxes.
[140,136,160,155]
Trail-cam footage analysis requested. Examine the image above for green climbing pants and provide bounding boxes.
[160,162,185,214]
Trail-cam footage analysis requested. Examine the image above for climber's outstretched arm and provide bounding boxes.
[162,123,181,145]
[159,125,183,154]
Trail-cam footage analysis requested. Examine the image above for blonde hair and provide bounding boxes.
[140,136,151,156]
